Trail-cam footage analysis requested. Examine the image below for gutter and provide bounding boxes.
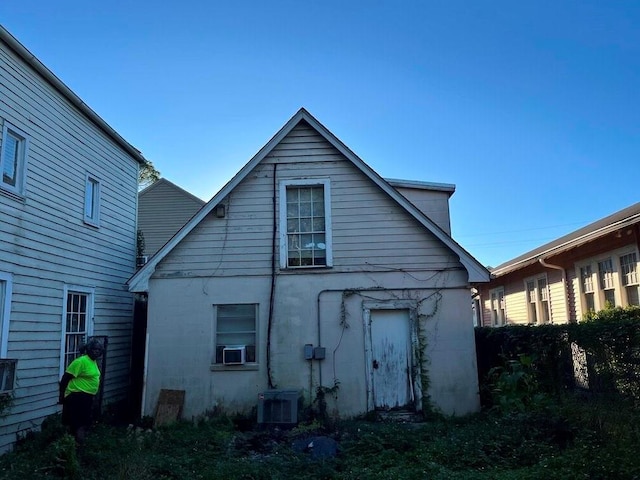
[538,258,572,324]
[0,25,147,165]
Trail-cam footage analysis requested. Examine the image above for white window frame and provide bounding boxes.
[524,275,551,325]
[212,303,258,369]
[278,178,333,269]
[0,122,29,196]
[619,251,640,306]
[489,287,505,327]
[59,285,95,377]
[0,272,13,358]
[84,173,101,227]
[575,246,640,316]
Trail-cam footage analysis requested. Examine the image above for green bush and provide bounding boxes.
[476,305,640,407]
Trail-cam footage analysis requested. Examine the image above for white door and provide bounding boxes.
[370,309,413,410]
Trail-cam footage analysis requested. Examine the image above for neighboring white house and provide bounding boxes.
[129,108,490,421]
[137,178,206,260]
[0,26,146,450]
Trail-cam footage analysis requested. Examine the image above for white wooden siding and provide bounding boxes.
[393,186,452,234]
[156,124,459,279]
[0,41,139,451]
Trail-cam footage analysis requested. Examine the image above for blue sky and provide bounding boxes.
[2,1,639,268]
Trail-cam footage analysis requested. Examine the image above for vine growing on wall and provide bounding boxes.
[415,291,442,416]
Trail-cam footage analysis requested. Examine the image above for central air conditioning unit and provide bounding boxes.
[0,359,17,393]
[222,345,246,365]
[257,389,299,425]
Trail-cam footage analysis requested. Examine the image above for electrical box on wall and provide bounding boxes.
[304,344,313,360]
[313,347,326,360]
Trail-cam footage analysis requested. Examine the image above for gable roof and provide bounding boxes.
[0,25,147,165]
[139,178,206,205]
[490,202,640,277]
[128,108,490,292]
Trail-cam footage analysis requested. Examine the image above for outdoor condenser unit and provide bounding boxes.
[257,389,299,425]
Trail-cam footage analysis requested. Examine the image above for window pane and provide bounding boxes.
[299,188,311,202]
[313,198,325,216]
[287,188,299,202]
[300,234,313,249]
[300,218,311,232]
[627,286,639,306]
[598,259,615,289]
[287,218,298,232]
[286,202,298,218]
[2,134,19,186]
[299,202,311,217]
[581,266,594,293]
[620,253,638,286]
[604,289,616,307]
[585,293,595,313]
[288,233,300,250]
[311,188,323,202]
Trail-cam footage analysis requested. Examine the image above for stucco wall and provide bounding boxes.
[144,268,479,419]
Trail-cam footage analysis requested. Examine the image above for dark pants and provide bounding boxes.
[62,392,94,436]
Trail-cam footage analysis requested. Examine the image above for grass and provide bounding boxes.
[0,395,639,480]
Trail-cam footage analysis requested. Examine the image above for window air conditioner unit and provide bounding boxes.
[257,389,299,425]
[222,346,246,365]
[0,359,17,393]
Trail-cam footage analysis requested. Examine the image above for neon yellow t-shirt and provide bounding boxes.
[65,354,101,396]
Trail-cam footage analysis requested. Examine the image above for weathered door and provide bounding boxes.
[370,309,413,409]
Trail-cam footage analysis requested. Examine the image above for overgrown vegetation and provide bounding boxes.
[0,393,638,479]
[1,305,639,479]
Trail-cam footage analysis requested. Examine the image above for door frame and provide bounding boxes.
[363,299,422,412]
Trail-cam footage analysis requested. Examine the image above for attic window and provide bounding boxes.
[279,179,333,269]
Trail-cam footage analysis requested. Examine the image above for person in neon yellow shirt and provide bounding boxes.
[59,338,104,443]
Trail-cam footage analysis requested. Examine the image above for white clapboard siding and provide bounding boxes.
[0,39,140,451]
[156,123,459,280]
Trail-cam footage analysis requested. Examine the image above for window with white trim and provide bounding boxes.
[214,304,257,364]
[0,272,12,358]
[580,265,596,313]
[525,276,551,324]
[598,258,616,307]
[0,122,29,195]
[490,287,505,326]
[61,287,94,372]
[279,179,332,268]
[620,252,639,306]
[576,248,640,316]
[84,174,101,226]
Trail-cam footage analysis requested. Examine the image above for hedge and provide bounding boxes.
[475,306,640,407]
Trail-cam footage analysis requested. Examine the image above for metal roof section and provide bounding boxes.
[0,25,147,165]
[128,108,490,292]
[490,202,640,277]
[385,178,456,196]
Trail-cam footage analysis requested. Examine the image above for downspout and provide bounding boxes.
[538,258,572,323]
[266,163,278,389]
